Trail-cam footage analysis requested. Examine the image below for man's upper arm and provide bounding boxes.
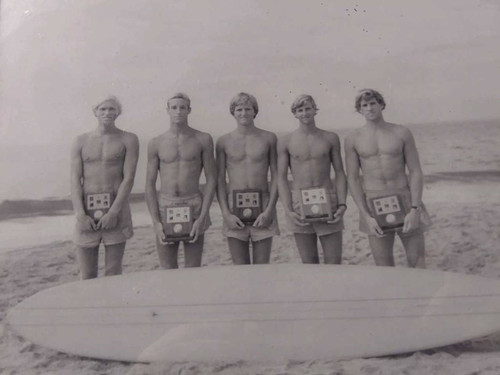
[328,133,345,174]
[123,133,139,180]
[145,138,160,186]
[70,136,84,184]
[268,132,278,174]
[215,136,228,181]
[201,133,216,179]
[402,128,422,173]
[344,134,361,177]
[277,136,290,179]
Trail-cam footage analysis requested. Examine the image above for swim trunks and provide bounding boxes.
[286,188,344,236]
[158,192,212,236]
[222,191,280,242]
[73,200,133,247]
[360,187,432,237]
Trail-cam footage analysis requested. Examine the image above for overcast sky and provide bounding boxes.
[1,0,500,199]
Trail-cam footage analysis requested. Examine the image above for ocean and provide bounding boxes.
[1,119,499,253]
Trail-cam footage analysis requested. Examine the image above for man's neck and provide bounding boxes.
[236,122,256,134]
[365,116,386,128]
[298,120,317,133]
[96,122,118,134]
[169,121,189,134]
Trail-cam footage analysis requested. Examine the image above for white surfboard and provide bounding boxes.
[7,264,500,362]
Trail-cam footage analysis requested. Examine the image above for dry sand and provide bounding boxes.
[2,179,500,374]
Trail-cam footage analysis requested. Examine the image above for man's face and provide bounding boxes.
[359,98,383,121]
[233,103,256,125]
[167,98,191,123]
[293,103,317,124]
[95,101,119,124]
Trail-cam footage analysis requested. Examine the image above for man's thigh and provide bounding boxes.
[399,231,426,268]
[252,237,272,264]
[184,234,204,268]
[156,239,181,269]
[104,242,126,276]
[76,245,100,279]
[319,231,343,264]
[228,237,251,265]
[368,233,396,266]
[294,233,319,264]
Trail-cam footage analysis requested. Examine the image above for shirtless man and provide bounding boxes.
[70,95,139,279]
[345,89,431,268]
[216,92,279,264]
[277,95,347,264]
[145,93,216,269]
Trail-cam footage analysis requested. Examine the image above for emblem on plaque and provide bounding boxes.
[232,189,262,224]
[85,193,113,222]
[299,187,333,222]
[368,194,407,232]
[162,204,194,242]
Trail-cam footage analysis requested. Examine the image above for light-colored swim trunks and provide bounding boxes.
[73,200,133,248]
[360,186,432,237]
[159,192,212,235]
[286,188,344,236]
[222,192,280,242]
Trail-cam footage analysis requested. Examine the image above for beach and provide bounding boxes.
[2,170,500,374]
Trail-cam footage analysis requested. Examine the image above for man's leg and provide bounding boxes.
[76,245,99,279]
[228,237,251,265]
[399,232,426,268]
[104,242,126,276]
[294,233,320,264]
[251,237,272,264]
[319,231,343,264]
[368,232,396,266]
[156,238,181,269]
[184,234,205,268]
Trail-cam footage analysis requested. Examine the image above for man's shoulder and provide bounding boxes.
[386,122,412,138]
[256,127,277,142]
[277,131,293,144]
[316,128,340,141]
[345,127,363,140]
[148,133,165,149]
[192,129,214,145]
[121,130,139,141]
[73,131,94,145]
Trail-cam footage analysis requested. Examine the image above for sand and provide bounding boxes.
[2,179,500,374]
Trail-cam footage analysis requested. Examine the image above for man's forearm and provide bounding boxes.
[264,176,279,213]
[277,178,293,213]
[216,178,231,216]
[109,177,134,214]
[70,183,86,217]
[408,169,424,207]
[347,175,369,217]
[145,184,161,224]
[335,174,348,205]
[199,178,216,219]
